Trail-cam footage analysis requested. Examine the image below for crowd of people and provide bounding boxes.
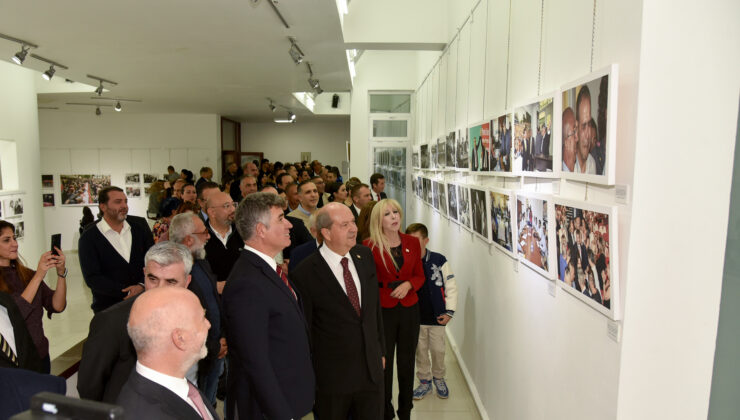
[1,157,462,420]
[555,205,611,308]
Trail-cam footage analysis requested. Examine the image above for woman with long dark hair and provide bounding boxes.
[0,220,67,373]
[363,199,424,420]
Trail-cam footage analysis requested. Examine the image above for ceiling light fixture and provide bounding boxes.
[95,107,102,116]
[30,54,68,81]
[267,98,276,112]
[274,110,296,124]
[288,37,304,65]
[88,75,118,96]
[305,62,323,95]
[115,101,122,112]
[0,32,38,65]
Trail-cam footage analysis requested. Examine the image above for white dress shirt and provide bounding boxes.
[244,245,277,271]
[97,218,132,262]
[0,305,17,356]
[135,361,214,420]
[212,225,233,247]
[319,245,362,306]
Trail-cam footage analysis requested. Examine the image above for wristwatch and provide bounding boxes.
[57,268,68,278]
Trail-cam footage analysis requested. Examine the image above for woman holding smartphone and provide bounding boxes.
[0,221,67,373]
[363,199,424,420]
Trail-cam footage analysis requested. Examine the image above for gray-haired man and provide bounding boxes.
[78,242,193,403]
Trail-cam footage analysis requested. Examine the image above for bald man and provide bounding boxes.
[204,191,243,285]
[78,242,194,403]
[117,287,218,420]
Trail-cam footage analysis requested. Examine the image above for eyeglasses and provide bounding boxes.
[191,230,209,236]
[216,202,238,210]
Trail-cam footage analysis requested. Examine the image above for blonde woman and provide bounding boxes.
[363,199,424,420]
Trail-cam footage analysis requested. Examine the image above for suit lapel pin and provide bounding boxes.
[405,248,410,253]
[355,254,361,259]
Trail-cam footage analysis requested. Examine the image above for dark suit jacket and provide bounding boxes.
[288,240,318,272]
[348,204,359,222]
[0,293,42,372]
[204,222,243,283]
[222,250,315,420]
[78,215,154,312]
[284,215,313,260]
[117,371,219,420]
[0,367,65,419]
[78,297,137,403]
[291,245,385,394]
[188,259,223,387]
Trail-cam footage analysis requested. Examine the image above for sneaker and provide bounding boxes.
[433,377,449,399]
[413,379,432,400]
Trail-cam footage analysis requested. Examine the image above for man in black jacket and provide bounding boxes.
[78,186,154,312]
[78,242,193,403]
[0,293,42,372]
[204,191,243,290]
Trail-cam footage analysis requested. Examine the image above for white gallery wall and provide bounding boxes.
[241,118,350,169]
[348,0,740,419]
[0,61,45,264]
[38,112,220,250]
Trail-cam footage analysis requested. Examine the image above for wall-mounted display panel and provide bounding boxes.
[455,128,469,171]
[469,121,492,172]
[470,187,490,242]
[491,113,515,175]
[554,198,620,320]
[513,93,559,176]
[489,188,516,257]
[447,183,459,224]
[445,132,456,168]
[515,191,554,279]
[60,175,111,205]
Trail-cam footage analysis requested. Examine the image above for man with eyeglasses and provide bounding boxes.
[204,191,243,286]
[170,212,227,409]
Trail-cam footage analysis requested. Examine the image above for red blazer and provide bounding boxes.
[363,233,425,308]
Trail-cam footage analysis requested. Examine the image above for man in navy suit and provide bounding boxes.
[117,287,219,420]
[79,186,155,313]
[222,193,314,419]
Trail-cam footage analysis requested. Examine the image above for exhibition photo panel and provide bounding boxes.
[469,121,492,172]
[513,94,558,176]
[445,132,456,168]
[458,185,472,231]
[447,183,459,223]
[491,113,514,175]
[489,188,516,257]
[515,192,554,279]
[420,144,430,169]
[455,128,469,170]
[554,199,620,320]
[470,187,490,242]
[60,174,111,205]
[560,64,619,185]
[436,137,446,169]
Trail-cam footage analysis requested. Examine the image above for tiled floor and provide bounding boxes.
[47,252,482,419]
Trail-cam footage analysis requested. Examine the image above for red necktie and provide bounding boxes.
[276,265,297,300]
[187,381,210,419]
[340,257,361,317]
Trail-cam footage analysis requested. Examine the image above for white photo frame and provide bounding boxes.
[512,93,560,178]
[457,184,472,231]
[554,198,620,320]
[560,64,619,185]
[455,128,470,171]
[488,187,516,257]
[447,183,460,224]
[515,191,555,279]
[469,186,490,242]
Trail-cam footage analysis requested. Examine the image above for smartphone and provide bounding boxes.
[51,234,61,256]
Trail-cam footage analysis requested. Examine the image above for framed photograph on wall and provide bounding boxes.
[143,174,159,184]
[436,137,446,169]
[489,188,516,257]
[420,144,430,169]
[469,121,492,172]
[412,147,420,169]
[554,198,620,320]
[560,64,619,184]
[430,142,438,170]
[60,175,112,205]
[458,185,472,231]
[423,178,432,205]
[4,198,23,218]
[445,132,456,168]
[126,187,142,198]
[41,175,53,189]
[515,191,554,279]
[490,113,515,175]
[431,181,440,211]
[470,187,490,242]
[437,179,448,218]
[455,128,469,170]
[125,173,141,185]
[42,193,55,207]
[447,183,459,223]
[513,94,558,176]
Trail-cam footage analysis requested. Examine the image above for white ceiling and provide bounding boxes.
[0,0,352,121]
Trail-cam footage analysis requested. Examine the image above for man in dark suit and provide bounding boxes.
[169,212,227,407]
[78,242,194,403]
[349,184,372,222]
[291,203,385,419]
[117,287,218,420]
[0,367,66,419]
[222,193,314,420]
[0,293,42,372]
[370,174,388,201]
[259,186,313,262]
[79,186,155,313]
[204,191,243,290]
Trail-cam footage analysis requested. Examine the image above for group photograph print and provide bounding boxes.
[60,174,112,205]
[516,192,552,278]
[143,173,159,184]
[491,114,513,174]
[513,95,556,175]
[555,199,619,319]
[469,122,492,172]
[489,188,515,256]
[445,131,456,168]
[470,187,489,241]
[420,144,430,169]
[455,128,469,170]
[5,198,23,218]
[561,64,619,184]
[447,183,459,223]
[125,173,141,185]
[126,187,142,198]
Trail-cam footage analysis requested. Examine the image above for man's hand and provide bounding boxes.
[436,314,452,326]
[390,281,413,300]
[218,338,228,359]
[217,281,226,294]
[122,284,145,300]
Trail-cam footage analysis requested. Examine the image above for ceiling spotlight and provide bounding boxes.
[11,46,29,65]
[95,81,104,96]
[115,101,122,112]
[274,110,296,124]
[288,37,304,65]
[95,107,102,116]
[268,99,276,112]
[42,65,56,81]
[289,111,296,121]
[308,78,319,89]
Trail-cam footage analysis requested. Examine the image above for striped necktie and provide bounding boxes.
[0,332,18,366]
